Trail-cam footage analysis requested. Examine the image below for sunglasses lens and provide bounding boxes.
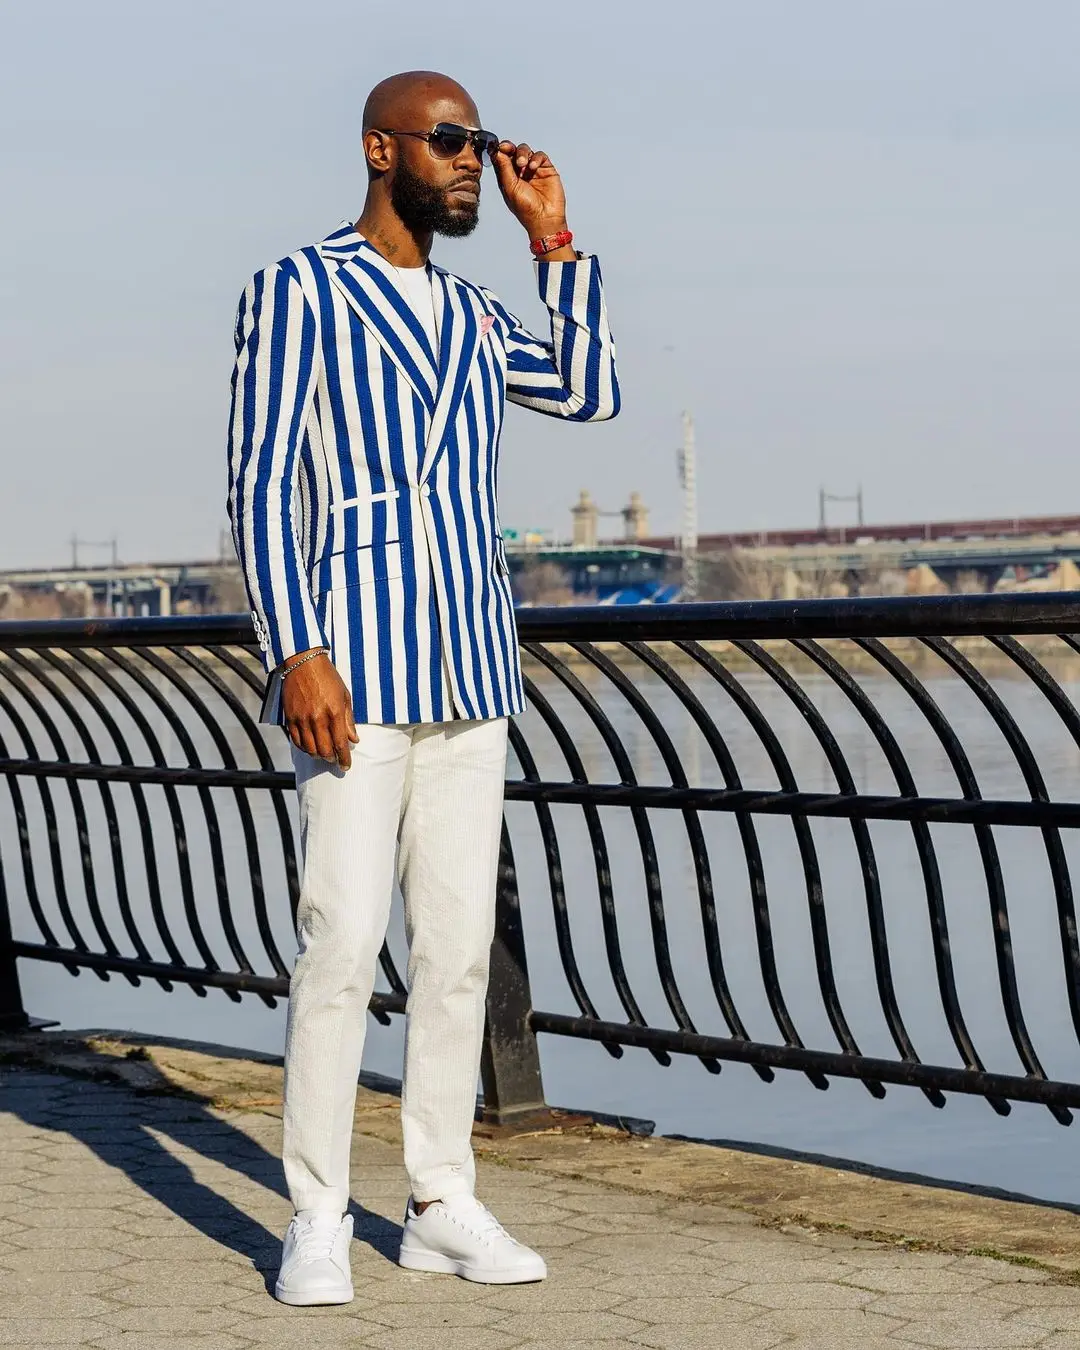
[430,124,468,158]
[477,131,499,158]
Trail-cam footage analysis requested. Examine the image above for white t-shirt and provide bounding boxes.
[395,265,438,356]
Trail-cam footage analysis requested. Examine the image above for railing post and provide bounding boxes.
[0,871,30,1032]
[480,823,547,1124]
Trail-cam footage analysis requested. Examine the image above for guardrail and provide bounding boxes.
[1,594,1079,1125]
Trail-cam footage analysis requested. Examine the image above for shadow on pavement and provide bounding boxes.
[0,1050,404,1287]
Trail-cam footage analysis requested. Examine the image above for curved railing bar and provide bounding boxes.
[518,665,643,1058]
[97,647,233,997]
[987,634,1080,1112]
[0,654,115,980]
[991,636,1080,758]
[0,714,64,958]
[731,639,881,1093]
[170,647,290,982]
[567,639,725,1073]
[625,639,775,1081]
[959,636,1080,1118]
[926,636,1080,1061]
[792,639,983,1109]
[522,647,671,1064]
[205,645,302,918]
[205,643,268,698]
[506,714,605,1031]
[529,641,708,1064]
[32,649,171,990]
[131,647,266,1000]
[676,639,829,1089]
[853,637,1030,1114]
[66,649,195,985]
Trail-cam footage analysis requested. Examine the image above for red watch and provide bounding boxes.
[529,229,574,257]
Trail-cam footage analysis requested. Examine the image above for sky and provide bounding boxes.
[1,0,1077,567]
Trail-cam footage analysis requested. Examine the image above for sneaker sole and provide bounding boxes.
[398,1247,546,1284]
[274,1282,354,1306]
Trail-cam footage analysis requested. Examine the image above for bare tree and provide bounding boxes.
[207,567,251,614]
[0,586,92,619]
[951,569,987,595]
[697,549,785,601]
[513,560,578,606]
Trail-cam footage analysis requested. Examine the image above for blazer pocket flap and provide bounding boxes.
[314,540,403,596]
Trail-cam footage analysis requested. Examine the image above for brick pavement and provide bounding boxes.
[3,1066,1080,1350]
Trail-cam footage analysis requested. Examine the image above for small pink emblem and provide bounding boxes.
[479,314,495,335]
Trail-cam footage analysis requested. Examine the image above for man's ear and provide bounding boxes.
[363,129,392,176]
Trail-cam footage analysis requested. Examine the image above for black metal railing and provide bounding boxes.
[1,594,1079,1125]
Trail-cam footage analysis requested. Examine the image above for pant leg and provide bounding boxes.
[282,723,412,1213]
[397,717,509,1202]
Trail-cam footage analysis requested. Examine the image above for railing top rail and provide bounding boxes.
[0,592,1078,650]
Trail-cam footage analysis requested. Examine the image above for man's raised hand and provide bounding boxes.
[492,141,568,239]
[280,652,358,770]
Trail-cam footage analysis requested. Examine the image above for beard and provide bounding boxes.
[390,159,479,238]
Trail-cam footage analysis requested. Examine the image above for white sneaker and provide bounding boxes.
[274,1211,354,1305]
[399,1194,547,1284]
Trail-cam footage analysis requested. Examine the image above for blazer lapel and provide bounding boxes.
[419,270,486,484]
[320,227,439,415]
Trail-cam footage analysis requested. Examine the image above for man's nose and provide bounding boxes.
[454,142,483,172]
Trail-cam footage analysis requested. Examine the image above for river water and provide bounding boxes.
[5,637,1080,1204]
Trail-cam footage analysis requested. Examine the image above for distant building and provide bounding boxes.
[622,491,649,541]
[571,489,599,548]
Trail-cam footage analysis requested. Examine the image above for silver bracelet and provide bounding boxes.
[280,648,329,680]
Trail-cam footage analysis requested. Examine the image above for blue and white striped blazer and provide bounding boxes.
[227,220,619,725]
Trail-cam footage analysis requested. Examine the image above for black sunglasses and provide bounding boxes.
[377,122,500,162]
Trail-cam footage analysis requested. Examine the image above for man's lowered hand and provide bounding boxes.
[281,651,358,770]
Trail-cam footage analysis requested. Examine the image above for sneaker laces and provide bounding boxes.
[292,1215,341,1263]
[444,1196,515,1247]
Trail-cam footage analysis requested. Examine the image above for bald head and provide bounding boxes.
[363,70,479,135]
[358,71,492,244]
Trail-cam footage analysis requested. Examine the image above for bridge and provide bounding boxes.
[0,558,235,616]
[643,510,1080,551]
[640,510,1080,590]
[2,511,1078,615]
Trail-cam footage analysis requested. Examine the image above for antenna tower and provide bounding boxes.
[677,411,699,600]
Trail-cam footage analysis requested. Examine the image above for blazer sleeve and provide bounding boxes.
[480,254,620,422]
[226,262,327,672]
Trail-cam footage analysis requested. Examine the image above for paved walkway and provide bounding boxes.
[3,1066,1080,1350]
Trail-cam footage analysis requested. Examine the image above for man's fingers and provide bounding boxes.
[294,723,317,758]
[331,709,354,770]
[491,144,518,190]
[312,718,336,763]
[493,140,555,185]
[494,139,553,184]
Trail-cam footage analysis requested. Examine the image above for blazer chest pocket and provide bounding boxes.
[314,539,404,599]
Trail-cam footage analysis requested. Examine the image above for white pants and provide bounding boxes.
[282,717,510,1212]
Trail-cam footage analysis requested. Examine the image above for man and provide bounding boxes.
[227,70,618,1306]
